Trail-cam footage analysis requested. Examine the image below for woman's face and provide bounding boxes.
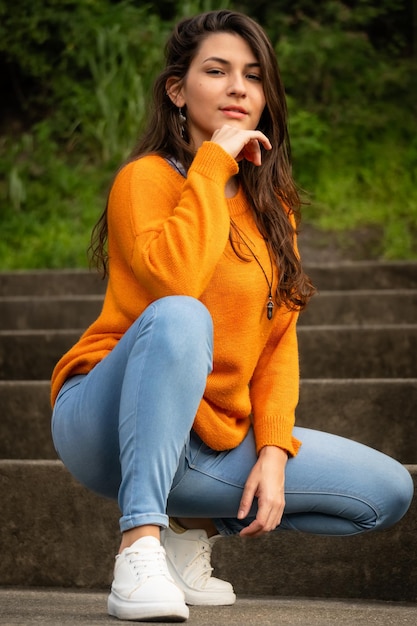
[171,32,266,150]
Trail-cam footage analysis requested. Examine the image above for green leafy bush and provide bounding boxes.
[0,0,416,268]
[272,2,417,258]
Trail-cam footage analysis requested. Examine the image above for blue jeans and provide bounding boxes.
[52,296,413,536]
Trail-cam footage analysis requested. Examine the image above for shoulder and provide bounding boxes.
[114,154,176,186]
[107,155,181,234]
[109,154,183,208]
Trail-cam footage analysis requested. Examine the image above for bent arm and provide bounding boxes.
[107,142,238,299]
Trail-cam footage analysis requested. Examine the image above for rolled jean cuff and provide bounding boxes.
[213,516,257,537]
[119,512,169,533]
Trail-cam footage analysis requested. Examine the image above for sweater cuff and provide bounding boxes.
[190,141,239,186]
[254,414,302,457]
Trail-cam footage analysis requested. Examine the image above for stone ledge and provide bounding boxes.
[0,460,415,602]
[1,379,417,462]
[1,261,416,295]
[1,290,416,329]
[1,326,416,380]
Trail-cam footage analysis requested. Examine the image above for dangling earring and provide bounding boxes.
[178,107,186,137]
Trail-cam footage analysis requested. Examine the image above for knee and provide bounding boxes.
[152,295,213,337]
[149,296,213,365]
[377,464,414,530]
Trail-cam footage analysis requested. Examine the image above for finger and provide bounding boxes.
[248,131,272,153]
[212,126,272,162]
[241,139,262,166]
[237,483,256,520]
[240,509,280,538]
[239,497,270,537]
[243,135,272,166]
[246,496,284,535]
[239,518,267,538]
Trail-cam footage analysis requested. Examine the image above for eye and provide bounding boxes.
[247,73,262,82]
[206,68,225,76]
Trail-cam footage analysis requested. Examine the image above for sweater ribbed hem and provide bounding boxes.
[191,141,239,185]
[254,414,301,457]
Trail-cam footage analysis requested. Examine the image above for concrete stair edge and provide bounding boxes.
[0,460,416,602]
[2,379,417,463]
[2,326,416,380]
[1,261,416,605]
[1,261,417,295]
[2,290,417,329]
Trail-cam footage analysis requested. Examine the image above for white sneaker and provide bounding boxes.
[107,536,189,622]
[161,527,236,606]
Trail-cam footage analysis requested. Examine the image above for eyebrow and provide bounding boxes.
[202,56,261,69]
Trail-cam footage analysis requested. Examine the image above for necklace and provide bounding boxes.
[230,220,275,320]
[165,157,187,177]
[164,156,275,319]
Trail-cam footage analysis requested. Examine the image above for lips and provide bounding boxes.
[221,106,248,114]
[220,106,249,120]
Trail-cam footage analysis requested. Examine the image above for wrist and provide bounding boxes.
[258,445,288,462]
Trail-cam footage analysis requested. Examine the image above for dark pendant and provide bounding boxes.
[267,297,274,320]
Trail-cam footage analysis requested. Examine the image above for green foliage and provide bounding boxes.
[74,15,168,162]
[0,123,111,268]
[300,135,417,259]
[270,1,417,259]
[0,0,416,268]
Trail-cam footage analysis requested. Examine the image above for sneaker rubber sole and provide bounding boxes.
[166,564,236,606]
[107,591,189,622]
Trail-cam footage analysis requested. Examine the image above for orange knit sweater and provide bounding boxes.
[51,142,301,456]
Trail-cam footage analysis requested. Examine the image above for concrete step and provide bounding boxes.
[297,378,417,464]
[1,326,415,380]
[0,459,415,602]
[300,289,417,326]
[1,289,415,330]
[0,270,107,297]
[1,262,416,297]
[0,295,103,330]
[306,261,417,291]
[2,589,417,626]
[297,325,417,379]
[0,381,55,460]
[2,379,416,463]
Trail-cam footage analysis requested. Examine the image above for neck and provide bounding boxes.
[225,176,239,198]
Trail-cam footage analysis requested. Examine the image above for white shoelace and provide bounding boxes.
[126,545,170,581]
[187,536,214,584]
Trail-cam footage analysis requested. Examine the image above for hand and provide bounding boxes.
[211,125,272,166]
[238,445,287,538]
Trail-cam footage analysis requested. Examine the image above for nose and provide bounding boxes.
[227,73,247,97]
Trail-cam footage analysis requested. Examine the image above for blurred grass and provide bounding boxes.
[0,0,416,268]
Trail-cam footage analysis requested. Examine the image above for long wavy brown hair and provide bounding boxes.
[89,9,315,310]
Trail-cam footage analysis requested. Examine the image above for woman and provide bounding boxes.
[51,10,413,623]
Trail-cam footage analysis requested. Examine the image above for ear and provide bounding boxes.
[166,76,185,107]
